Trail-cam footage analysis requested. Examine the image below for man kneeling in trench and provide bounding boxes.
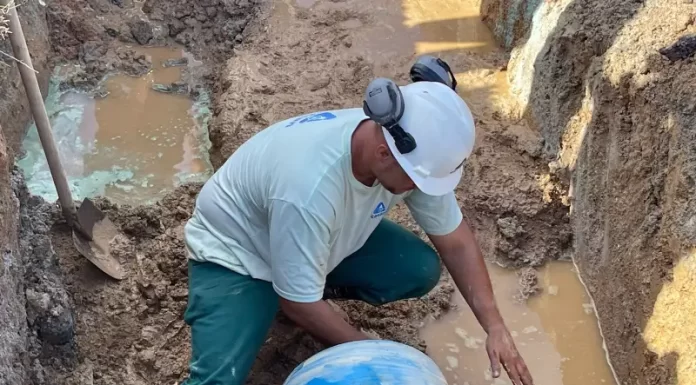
[181,71,534,385]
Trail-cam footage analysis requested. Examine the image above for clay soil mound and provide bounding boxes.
[44,184,454,385]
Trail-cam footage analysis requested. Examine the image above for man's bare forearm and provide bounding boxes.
[439,223,505,334]
[280,298,371,345]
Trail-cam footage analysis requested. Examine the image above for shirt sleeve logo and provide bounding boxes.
[371,202,387,218]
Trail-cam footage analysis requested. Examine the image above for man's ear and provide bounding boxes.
[375,143,393,162]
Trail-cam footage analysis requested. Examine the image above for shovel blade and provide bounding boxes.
[73,198,125,280]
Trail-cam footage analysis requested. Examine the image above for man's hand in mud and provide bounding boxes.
[486,324,533,385]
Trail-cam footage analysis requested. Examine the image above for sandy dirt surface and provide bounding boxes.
[481,0,696,384]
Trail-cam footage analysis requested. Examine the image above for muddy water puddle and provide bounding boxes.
[17,46,213,205]
[345,0,499,59]
[422,262,618,385]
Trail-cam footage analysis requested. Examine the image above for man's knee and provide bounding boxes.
[406,246,442,298]
[183,260,279,385]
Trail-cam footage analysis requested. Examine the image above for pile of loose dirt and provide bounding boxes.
[39,184,454,385]
[46,0,261,94]
[142,0,260,63]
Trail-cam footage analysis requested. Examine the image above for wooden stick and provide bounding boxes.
[2,0,77,225]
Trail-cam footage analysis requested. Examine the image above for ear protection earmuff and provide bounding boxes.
[409,55,458,91]
[362,78,417,154]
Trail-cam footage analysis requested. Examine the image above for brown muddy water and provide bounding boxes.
[17,46,213,205]
[421,262,618,385]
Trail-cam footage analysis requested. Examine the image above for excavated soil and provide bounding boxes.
[43,184,455,385]
[4,0,578,384]
[46,0,260,95]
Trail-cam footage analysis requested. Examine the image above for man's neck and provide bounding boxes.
[351,120,378,187]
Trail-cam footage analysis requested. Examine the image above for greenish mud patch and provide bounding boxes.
[17,47,214,205]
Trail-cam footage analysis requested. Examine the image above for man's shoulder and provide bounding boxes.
[276,108,366,130]
[269,109,363,204]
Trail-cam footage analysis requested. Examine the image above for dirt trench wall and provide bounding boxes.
[0,2,50,383]
[482,0,696,384]
[0,140,76,385]
[0,132,27,385]
[0,0,50,155]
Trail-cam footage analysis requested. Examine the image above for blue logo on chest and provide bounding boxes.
[285,112,337,127]
[371,202,387,218]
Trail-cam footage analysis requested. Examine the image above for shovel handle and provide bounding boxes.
[3,0,77,224]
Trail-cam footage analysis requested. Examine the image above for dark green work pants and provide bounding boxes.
[181,220,441,385]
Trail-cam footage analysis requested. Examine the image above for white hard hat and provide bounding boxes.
[382,81,476,196]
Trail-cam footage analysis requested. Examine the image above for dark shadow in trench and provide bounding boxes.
[482,0,692,383]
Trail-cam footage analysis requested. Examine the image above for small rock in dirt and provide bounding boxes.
[659,34,696,62]
[137,282,157,299]
[175,30,195,45]
[118,24,136,43]
[496,238,513,253]
[139,348,156,364]
[196,11,208,22]
[151,81,189,95]
[110,0,134,7]
[522,137,544,158]
[105,26,120,37]
[169,288,188,300]
[141,325,159,342]
[162,57,189,67]
[509,248,525,261]
[223,18,247,39]
[497,216,524,239]
[129,20,155,45]
[169,19,187,36]
[515,267,539,301]
[308,76,330,91]
[184,18,199,28]
[39,304,75,345]
[79,41,108,64]
[26,288,51,316]
[94,87,110,99]
[205,6,218,17]
[115,48,152,77]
